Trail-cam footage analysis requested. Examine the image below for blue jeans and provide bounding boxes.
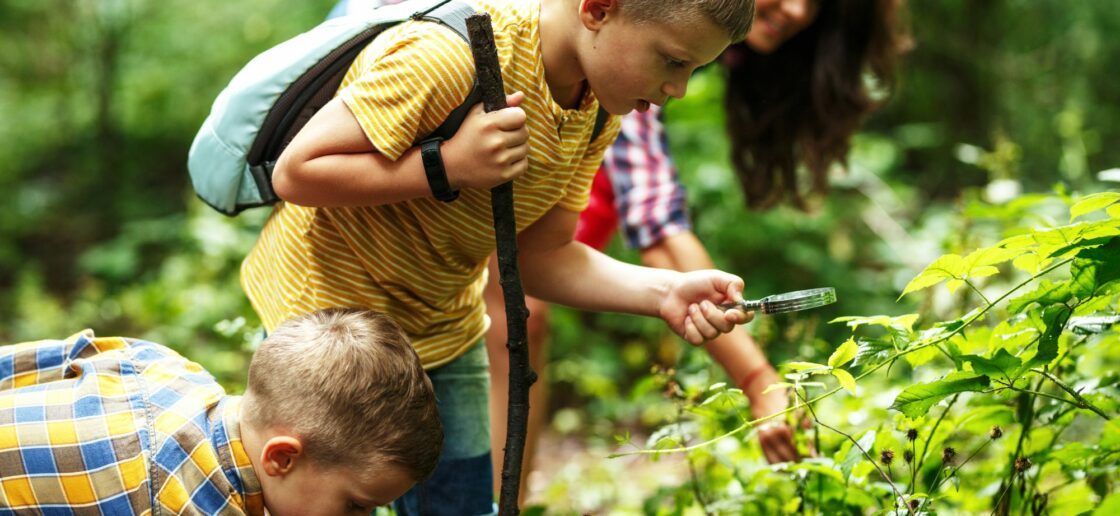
[393,342,495,515]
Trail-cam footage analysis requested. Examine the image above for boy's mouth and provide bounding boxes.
[636,100,651,112]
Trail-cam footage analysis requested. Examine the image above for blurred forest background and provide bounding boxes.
[2,0,1118,512]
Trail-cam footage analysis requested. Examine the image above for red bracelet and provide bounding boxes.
[737,366,775,391]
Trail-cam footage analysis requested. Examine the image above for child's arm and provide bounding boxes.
[269,22,529,208]
[643,232,801,462]
[517,206,750,345]
[273,93,528,207]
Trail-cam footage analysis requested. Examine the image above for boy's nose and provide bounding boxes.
[662,78,689,101]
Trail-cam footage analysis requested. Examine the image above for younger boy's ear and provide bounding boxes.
[260,436,303,477]
[579,0,619,30]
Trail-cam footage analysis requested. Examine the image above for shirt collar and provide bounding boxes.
[214,396,265,516]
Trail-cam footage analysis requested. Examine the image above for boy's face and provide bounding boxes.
[579,1,731,115]
[261,459,415,515]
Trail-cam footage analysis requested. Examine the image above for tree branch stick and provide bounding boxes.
[467,14,537,515]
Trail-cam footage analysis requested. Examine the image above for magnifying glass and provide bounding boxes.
[720,287,837,315]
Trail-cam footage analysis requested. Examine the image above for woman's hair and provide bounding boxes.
[723,0,910,210]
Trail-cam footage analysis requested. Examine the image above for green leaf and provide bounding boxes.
[841,430,876,480]
[1069,237,1120,297]
[785,361,828,372]
[832,369,857,394]
[904,344,941,368]
[1008,279,1072,315]
[853,338,895,368]
[890,372,991,418]
[1011,252,1049,274]
[900,254,965,297]
[828,337,859,368]
[1070,192,1120,221]
[1095,492,1120,515]
[962,348,1023,380]
[831,314,919,331]
[1100,418,1120,451]
[1024,305,1068,370]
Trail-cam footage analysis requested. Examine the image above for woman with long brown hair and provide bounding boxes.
[485,0,910,499]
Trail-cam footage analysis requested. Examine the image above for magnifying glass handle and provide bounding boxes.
[719,299,763,312]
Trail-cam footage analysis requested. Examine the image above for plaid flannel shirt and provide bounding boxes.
[0,331,263,515]
[599,104,692,250]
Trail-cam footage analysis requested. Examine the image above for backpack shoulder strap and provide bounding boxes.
[418,1,483,141]
[590,106,610,145]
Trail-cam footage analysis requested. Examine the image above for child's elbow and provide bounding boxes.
[271,154,305,202]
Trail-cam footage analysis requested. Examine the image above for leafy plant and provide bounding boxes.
[615,189,1119,514]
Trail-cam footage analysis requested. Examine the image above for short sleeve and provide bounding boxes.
[339,21,476,160]
[556,112,622,213]
[602,106,692,249]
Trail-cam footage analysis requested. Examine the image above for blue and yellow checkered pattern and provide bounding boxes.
[0,331,264,515]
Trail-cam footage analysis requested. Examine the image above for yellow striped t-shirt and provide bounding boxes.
[241,0,621,368]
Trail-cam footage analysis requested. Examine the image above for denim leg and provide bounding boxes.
[393,342,495,516]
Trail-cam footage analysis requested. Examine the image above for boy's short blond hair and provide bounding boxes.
[242,308,442,481]
[623,0,755,42]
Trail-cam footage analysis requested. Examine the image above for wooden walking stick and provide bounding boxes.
[466,13,538,515]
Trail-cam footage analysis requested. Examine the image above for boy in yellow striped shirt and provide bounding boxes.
[241,0,755,512]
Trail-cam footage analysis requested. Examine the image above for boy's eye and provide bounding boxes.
[663,55,686,68]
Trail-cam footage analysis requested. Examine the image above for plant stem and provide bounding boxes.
[1030,368,1111,419]
[965,279,992,306]
[793,390,911,514]
[918,394,959,487]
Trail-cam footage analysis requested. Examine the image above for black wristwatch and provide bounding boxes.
[420,138,460,203]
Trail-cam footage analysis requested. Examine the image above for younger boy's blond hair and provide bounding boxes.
[242,308,442,480]
[623,0,755,42]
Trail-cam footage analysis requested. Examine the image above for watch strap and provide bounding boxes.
[420,138,459,202]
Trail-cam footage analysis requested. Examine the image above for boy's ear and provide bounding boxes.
[579,0,619,30]
[260,436,304,477]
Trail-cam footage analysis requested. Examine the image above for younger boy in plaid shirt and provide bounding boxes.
[0,308,441,515]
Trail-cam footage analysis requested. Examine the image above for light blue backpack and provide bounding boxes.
[187,0,480,215]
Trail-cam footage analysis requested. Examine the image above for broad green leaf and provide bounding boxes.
[890,372,991,418]
[785,361,827,372]
[968,265,1000,278]
[962,348,1022,380]
[1048,482,1096,515]
[1102,419,1120,451]
[831,314,919,331]
[1007,279,1072,315]
[1070,192,1120,221]
[1095,492,1120,515]
[853,338,895,367]
[832,369,857,394]
[962,246,1020,269]
[761,382,792,395]
[1011,252,1048,274]
[840,430,876,479]
[1042,223,1120,258]
[781,497,802,514]
[904,344,941,368]
[829,337,859,368]
[1024,305,1068,370]
[946,279,964,293]
[1109,203,1120,219]
[900,254,965,297]
[1069,237,1120,297]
